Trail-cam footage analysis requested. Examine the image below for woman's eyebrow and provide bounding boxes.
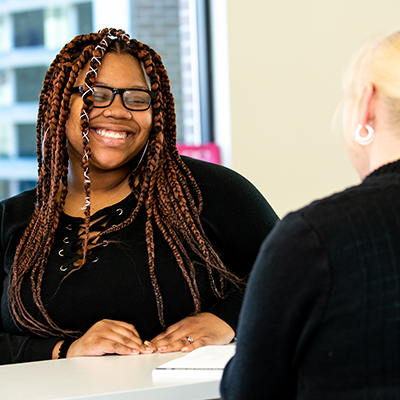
[94,81,148,90]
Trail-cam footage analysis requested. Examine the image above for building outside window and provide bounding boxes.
[0,0,212,201]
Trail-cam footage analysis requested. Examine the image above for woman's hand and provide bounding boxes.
[53,319,148,358]
[148,312,235,353]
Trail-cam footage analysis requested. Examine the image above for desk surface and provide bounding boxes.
[0,351,221,400]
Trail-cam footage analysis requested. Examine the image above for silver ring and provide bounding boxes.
[186,336,194,344]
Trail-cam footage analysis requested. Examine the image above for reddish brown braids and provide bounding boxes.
[8,28,241,338]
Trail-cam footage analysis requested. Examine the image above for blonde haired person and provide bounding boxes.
[221,30,400,399]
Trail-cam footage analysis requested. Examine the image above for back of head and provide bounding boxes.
[342,30,400,128]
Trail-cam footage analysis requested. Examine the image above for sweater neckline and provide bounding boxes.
[365,159,400,180]
[61,191,137,224]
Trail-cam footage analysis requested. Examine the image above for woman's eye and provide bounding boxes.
[133,99,146,104]
[126,95,148,105]
[94,93,109,102]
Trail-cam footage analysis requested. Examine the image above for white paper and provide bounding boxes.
[152,344,236,379]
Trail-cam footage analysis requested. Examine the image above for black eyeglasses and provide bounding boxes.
[71,85,155,111]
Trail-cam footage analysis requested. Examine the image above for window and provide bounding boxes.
[0,69,11,107]
[18,179,37,192]
[0,121,14,158]
[14,10,44,47]
[17,124,37,158]
[15,66,48,102]
[77,2,93,36]
[0,180,9,201]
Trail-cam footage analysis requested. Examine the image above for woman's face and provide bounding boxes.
[66,52,153,173]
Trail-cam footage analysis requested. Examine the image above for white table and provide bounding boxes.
[0,352,221,400]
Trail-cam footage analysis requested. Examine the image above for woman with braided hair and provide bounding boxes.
[0,28,278,364]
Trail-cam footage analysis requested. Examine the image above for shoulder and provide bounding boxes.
[181,155,271,205]
[181,156,278,223]
[294,176,391,233]
[271,185,357,241]
[0,189,36,240]
[262,178,389,262]
[0,188,36,213]
[181,155,255,188]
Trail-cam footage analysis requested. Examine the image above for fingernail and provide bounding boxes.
[132,349,140,354]
[158,346,167,352]
[144,341,151,346]
[181,347,189,352]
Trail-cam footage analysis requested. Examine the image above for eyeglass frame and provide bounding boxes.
[71,85,156,111]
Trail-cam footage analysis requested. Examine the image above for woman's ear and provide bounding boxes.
[358,82,376,128]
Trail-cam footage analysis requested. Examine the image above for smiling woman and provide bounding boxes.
[0,28,279,365]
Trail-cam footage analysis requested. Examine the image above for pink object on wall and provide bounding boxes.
[177,143,221,165]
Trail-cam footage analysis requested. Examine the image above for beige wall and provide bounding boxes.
[225,0,400,218]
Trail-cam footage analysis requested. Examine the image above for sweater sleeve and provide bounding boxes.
[0,194,61,365]
[0,331,60,365]
[220,211,331,400]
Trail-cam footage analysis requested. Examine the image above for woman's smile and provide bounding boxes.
[94,128,128,140]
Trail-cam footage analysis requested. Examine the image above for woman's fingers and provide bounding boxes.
[61,314,234,358]
[150,312,235,353]
[67,319,144,357]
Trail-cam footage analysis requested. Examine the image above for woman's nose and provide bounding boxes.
[103,94,132,119]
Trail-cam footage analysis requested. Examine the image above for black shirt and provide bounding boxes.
[0,156,278,364]
[221,160,400,400]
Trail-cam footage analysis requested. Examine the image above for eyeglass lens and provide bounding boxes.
[94,87,151,110]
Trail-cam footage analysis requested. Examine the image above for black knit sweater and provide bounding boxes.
[0,156,278,364]
[221,160,400,400]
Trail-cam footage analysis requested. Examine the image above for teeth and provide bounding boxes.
[95,129,127,139]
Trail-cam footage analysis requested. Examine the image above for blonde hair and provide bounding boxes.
[341,30,400,128]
